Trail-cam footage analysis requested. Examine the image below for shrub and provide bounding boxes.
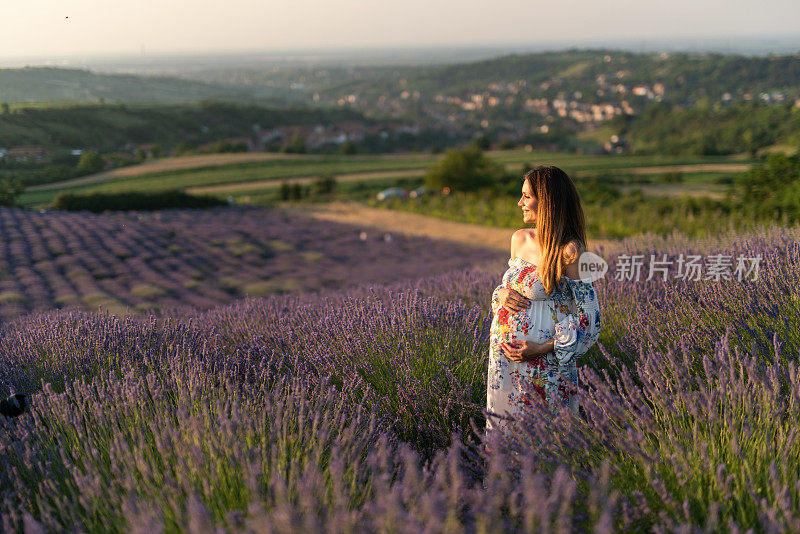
[424,146,504,192]
[50,191,226,212]
[312,174,337,196]
[76,151,105,174]
[278,182,308,201]
[281,133,307,154]
[0,177,23,206]
[198,140,248,154]
[339,141,358,155]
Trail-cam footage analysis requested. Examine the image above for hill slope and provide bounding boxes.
[0,101,364,152]
[0,67,272,104]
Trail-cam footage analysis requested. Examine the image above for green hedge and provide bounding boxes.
[51,190,226,212]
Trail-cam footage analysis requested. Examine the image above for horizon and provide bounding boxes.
[0,33,797,73]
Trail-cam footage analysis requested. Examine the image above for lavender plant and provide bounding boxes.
[0,210,798,532]
[0,206,502,320]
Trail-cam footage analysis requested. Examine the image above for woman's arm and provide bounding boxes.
[552,243,601,365]
[552,277,601,365]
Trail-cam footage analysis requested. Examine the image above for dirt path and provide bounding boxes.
[304,201,614,252]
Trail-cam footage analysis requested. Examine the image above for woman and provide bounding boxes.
[486,166,601,435]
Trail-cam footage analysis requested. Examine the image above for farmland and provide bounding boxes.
[18,149,750,208]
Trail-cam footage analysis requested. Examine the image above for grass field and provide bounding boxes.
[19,149,753,208]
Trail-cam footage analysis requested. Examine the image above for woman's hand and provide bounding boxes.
[501,340,554,363]
[496,287,530,313]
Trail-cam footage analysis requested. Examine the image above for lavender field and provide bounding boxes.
[0,206,502,320]
[0,210,799,531]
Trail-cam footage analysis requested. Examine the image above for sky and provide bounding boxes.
[0,0,799,59]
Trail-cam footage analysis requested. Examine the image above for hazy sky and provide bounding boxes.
[1,0,799,59]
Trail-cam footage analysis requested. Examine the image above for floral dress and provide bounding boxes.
[486,257,601,434]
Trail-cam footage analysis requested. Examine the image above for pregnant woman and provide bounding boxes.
[487,166,601,435]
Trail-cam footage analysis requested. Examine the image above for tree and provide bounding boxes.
[290,184,305,200]
[174,141,194,156]
[471,135,491,150]
[312,175,337,196]
[76,151,105,174]
[692,135,718,156]
[499,139,516,150]
[200,140,247,154]
[339,141,357,155]
[424,146,504,192]
[736,153,800,220]
[0,178,23,206]
[282,134,306,154]
[278,181,307,201]
[0,102,9,115]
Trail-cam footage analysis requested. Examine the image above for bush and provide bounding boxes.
[198,140,248,154]
[499,139,516,150]
[735,153,800,221]
[339,141,358,155]
[312,175,337,196]
[424,146,504,192]
[75,151,105,174]
[471,135,491,150]
[0,177,23,206]
[50,190,226,212]
[281,133,307,154]
[278,182,308,201]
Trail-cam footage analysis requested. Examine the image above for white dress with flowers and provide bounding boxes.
[486,257,601,434]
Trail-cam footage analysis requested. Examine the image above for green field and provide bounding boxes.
[19,150,750,208]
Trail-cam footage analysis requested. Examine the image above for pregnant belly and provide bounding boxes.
[492,305,556,345]
[492,307,532,341]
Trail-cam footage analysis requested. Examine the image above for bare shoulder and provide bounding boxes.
[511,228,534,245]
[510,228,536,257]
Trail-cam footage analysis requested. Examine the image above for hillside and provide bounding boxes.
[616,101,800,155]
[0,101,365,153]
[189,49,800,109]
[182,49,800,153]
[0,67,272,104]
[410,50,800,101]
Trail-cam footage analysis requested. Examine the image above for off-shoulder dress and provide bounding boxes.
[486,256,601,434]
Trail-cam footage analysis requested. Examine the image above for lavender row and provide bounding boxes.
[0,206,503,320]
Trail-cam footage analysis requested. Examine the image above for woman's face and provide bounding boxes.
[518,179,537,224]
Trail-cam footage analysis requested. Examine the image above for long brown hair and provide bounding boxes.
[524,166,587,295]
